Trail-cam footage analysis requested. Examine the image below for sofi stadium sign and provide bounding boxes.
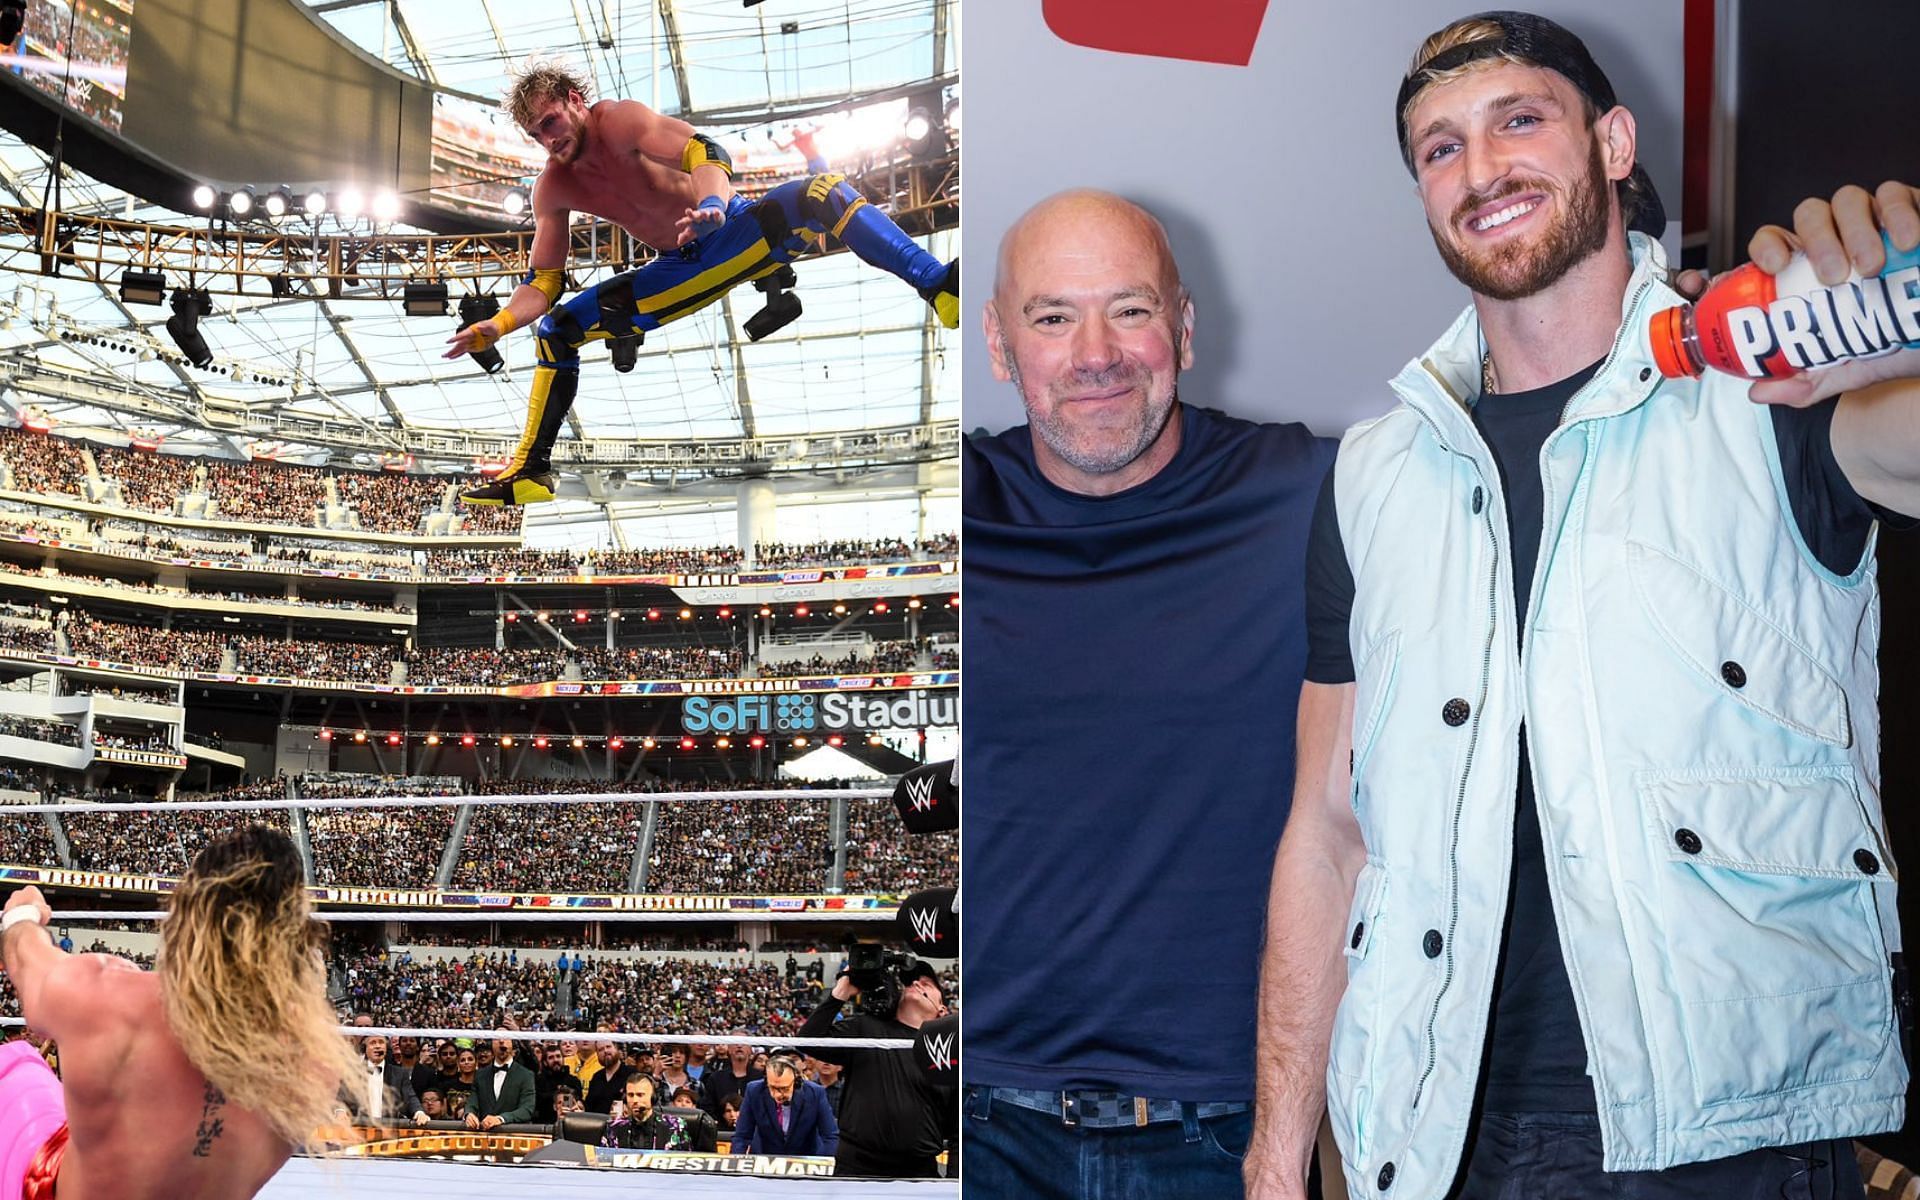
[681,688,956,734]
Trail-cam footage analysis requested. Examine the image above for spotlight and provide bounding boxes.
[426,733,441,746]
[268,274,293,298]
[303,189,328,216]
[165,288,215,369]
[263,187,293,218]
[119,269,167,306]
[336,188,365,219]
[534,736,550,749]
[609,333,641,373]
[460,733,476,747]
[945,97,960,134]
[609,737,624,750]
[903,109,932,143]
[404,281,449,317]
[228,187,255,217]
[679,737,696,750]
[502,187,529,217]
[191,184,216,210]
[456,294,504,373]
[571,736,585,749]
[371,190,401,221]
[500,734,515,747]
[386,732,402,746]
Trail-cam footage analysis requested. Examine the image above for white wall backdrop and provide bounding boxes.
[963,0,1684,437]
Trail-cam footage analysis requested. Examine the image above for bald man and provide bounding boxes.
[961,190,1336,1199]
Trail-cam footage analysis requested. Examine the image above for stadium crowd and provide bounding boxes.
[649,795,836,895]
[229,634,396,684]
[62,613,227,671]
[62,782,293,875]
[57,678,176,704]
[571,645,744,681]
[298,773,465,889]
[405,645,570,687]
[842,796,956,894]
[0,806,56,866]
[0,715,81,747]
[91,730,176,752]
[0,427,523,535]
[756,640,925,679]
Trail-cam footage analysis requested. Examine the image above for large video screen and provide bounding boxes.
[1,0,134,132]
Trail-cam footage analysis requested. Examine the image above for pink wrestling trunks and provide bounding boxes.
[0,1041,68,1200]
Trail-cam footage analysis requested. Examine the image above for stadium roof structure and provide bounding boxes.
[0,0,957,548]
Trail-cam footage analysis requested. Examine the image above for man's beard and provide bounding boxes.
[1004,332,1180,477]
[1429,138,1613,301]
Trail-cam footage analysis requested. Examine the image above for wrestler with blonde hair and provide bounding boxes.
[1,825,359,1200]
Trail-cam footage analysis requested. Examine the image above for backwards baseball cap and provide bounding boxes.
[1394,10,1666,236]
[902,958,944,993]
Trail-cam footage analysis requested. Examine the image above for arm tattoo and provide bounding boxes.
[191,1082,227,1157]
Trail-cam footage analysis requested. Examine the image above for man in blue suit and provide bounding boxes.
[731,1057,838,1157]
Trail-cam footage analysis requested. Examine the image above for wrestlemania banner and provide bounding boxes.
[0,865,898,912]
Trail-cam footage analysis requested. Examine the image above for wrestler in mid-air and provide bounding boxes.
[449,65,960,507]
[1,826,360,1200]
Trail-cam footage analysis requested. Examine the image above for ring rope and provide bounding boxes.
[7,787,890,816]
[0,1015,913,1050]
[48,909,895,923]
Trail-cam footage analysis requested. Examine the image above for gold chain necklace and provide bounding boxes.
[1481,349,1496,396]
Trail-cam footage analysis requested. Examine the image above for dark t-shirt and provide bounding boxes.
[964,404,1336,1100]
[1306,376,1904,1113]
[797,998,947,1159]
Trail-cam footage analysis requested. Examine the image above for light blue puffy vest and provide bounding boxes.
[1326,234,1905,1200]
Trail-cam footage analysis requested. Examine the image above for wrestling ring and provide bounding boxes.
[1,785,957,1198]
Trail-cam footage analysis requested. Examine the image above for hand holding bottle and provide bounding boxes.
[1651,183,1920,406]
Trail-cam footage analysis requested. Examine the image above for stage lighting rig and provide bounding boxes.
[456,294,505,374]
[165,288,215,369]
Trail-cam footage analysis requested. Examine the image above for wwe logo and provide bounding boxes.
[903,774,937,813]
[922,1032,955,1072]
[908,905,942,944]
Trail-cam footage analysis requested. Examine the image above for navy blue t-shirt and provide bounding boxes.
[1306,378,1902,1114]
[963,403,1335,1101]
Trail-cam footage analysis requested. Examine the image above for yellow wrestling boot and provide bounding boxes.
[460,471,556,506]
[919,259,959,329]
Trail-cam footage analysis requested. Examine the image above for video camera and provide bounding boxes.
[841,942,919,1019]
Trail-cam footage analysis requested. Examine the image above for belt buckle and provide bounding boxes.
[1060,1091,1080,1129]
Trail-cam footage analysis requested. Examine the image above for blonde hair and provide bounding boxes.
[159,826,361,1151]
[504,62,592,130]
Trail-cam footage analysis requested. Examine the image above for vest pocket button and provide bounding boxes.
[1423,929,1443,958]
[1471,486,1484,514]
[1720,661,1746,688]
[1675,828,1703,855]
[1442,698,1470,726]
[1377,1162,1396,1189]
[1855,849,1881,876]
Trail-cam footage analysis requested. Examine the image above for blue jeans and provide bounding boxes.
[1453,1112,1865,1200]
[961,1085,1255,1200]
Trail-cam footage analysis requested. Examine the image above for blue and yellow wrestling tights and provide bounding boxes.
[464,175,957,506]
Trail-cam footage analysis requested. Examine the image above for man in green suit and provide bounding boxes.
[466,1035,537,1129]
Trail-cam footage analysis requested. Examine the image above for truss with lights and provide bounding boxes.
[0,149,956,299]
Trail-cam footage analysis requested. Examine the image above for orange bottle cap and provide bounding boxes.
[1647,305,1699,379]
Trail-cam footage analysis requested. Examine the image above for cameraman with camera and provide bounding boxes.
[797,951,952,1178]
